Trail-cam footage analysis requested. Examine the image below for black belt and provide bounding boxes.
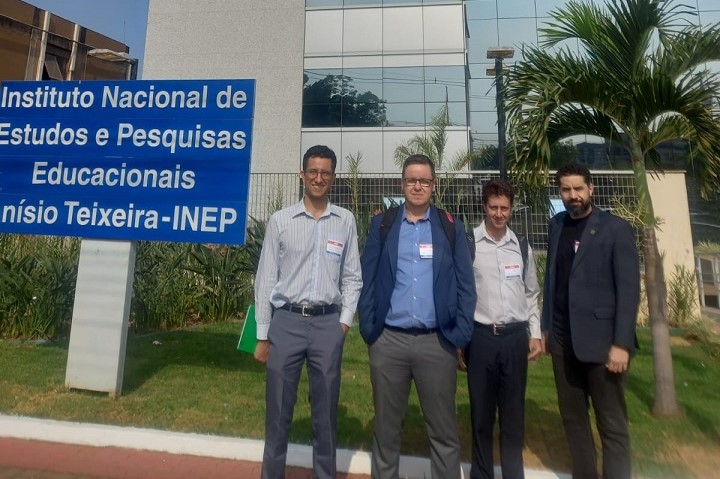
[475,321,528,336]
[385,325,438,335]
[280,303,338,317]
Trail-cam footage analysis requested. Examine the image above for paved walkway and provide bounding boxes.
[0,415,569,479]
[0,437,369,479]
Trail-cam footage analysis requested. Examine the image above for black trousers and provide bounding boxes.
[549,337,631,479]
[466,323,529,479]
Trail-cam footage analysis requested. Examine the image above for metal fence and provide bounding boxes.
[248,170,637,252]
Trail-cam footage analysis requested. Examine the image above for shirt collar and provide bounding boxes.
[401,204,431,223]
[477,220,517,245]
[290,199,338,219]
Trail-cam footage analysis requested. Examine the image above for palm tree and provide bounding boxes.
[505,0,720,417]
[394,105,480,212]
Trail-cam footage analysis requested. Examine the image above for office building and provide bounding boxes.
[0,0,134,82]
[144,0,719,174]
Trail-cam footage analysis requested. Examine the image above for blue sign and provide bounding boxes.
[0,79,255,244]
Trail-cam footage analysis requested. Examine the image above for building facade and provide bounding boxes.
[144,0,719,174]
[0,0,133,82]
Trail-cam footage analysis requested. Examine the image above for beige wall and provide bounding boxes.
[144,0,306,174]
[647,171,699,313]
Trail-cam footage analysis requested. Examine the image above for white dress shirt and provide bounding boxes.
[472,221,541,339]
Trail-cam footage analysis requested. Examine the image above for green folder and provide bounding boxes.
[237,304,258,354]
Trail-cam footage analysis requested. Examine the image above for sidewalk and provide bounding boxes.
[0,415,569,479]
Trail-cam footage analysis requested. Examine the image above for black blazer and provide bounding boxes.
[542,207,640,363]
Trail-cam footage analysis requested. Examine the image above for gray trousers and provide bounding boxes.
[369,328,461,479]
[261,308,346,479]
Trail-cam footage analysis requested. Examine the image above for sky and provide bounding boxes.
[27,0,150,76]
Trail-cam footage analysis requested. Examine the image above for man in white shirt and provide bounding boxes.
[464,178,542,479]
[253,145,363,479]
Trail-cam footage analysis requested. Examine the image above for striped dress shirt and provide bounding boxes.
[254,200,363,340]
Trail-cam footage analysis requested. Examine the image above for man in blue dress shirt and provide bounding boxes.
[358,154,476,479]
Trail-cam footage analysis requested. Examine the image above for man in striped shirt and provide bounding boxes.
[254,145,363,479]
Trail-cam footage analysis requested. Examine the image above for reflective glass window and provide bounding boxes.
[384,67,425,103]
[303,103,342,127]
[342,101,388,127]
[497,0,536,19]
[344,0,383,6]
[700,10,720,30]
[536,0,572,17]
[466,0,497,20]
[383,0,422,5]
[698,0,720,11]
[470,111,499,135]
[306,0,344,7]
[425,102,467,126]
[467,19,500,64]
[385,103,426,127]
[425,66,466,102]
[303,69,343,104]
[471,131,499,148]
[498,18,538,47]
[344,68,384,103]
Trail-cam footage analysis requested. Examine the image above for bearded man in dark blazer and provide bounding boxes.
[542,162,640,479]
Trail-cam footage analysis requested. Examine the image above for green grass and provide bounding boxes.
[1,324,719,478]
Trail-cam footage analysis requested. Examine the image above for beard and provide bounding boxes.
[564,198,592,219]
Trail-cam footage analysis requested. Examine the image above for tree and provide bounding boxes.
[505,0,720,416]
[474,140,579,170]
[394,105,479,212]
[302,73,387,127]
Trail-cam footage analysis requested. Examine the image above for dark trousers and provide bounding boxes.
[262,309,346,479]
[466,323,529,479]
[369,328,461,479]
[549,337,631,479]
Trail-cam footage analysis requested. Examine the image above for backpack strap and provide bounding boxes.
[518,234,529,281]
[379,206,400,244]
[437,208,457,251]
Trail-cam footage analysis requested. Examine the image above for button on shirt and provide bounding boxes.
[254,200,363,340]
[386,206,437,330]
[473,221,541,339]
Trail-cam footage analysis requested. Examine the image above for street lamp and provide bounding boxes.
[487,46,515,180]
[88,48,138,80]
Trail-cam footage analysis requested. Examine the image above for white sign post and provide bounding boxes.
[65,240,136,397]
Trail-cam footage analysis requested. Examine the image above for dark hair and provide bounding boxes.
[555,162,592,186]
[482,178,515,206]
[303,145,337,171]
[401,154,435,178]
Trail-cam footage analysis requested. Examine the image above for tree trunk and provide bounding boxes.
[642,227,681,416]
[633,162,681,417]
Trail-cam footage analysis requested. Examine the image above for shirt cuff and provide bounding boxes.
[339,310,354,328]
[256,322,270,341]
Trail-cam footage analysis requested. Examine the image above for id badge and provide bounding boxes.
[327,239,344,255]
[504,263,521,280]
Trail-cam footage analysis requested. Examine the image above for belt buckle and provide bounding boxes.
[492,324,504,336]
[301,305,311,317]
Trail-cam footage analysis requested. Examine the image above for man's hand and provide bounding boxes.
[541,331,549,355]
[528,338,543,361]
[457,348,467,372]
[606,345,630,373]
[254,340,270,363]
[341,323,350,334]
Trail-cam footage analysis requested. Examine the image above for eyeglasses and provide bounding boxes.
[303,169,335,180]
[402,178,434,188]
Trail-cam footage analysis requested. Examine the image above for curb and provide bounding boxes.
[0,414,570,478]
